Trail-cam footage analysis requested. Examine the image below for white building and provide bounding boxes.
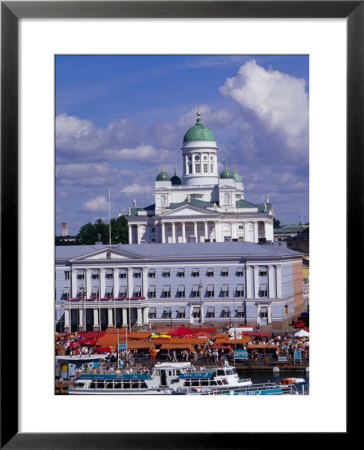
[127,110,274,245]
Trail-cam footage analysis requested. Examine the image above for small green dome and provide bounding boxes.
[156,167,170,181]
[220,163,234,179]
[170,169,182,185]
[233,169,243,183]
[183,118,216,143]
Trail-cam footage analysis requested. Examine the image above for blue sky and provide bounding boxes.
[56,55,309,236]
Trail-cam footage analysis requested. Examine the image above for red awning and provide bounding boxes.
[93,346,112,354]
[167,326,216,337]
[80,339,97,346]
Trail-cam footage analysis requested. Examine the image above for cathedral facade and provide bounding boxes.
[126,111,274,245]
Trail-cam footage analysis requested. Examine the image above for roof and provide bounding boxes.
[183,119,216,142]
[56,241,303,262]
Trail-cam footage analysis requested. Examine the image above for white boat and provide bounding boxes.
[68,362,298,395]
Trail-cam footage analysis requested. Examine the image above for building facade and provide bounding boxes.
[126,111,274,245]
[56,241,304,332]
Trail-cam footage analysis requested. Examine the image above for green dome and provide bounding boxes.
[156,168,170,181]
[183,118,216,142]
[220,164,234,179]
[233,170,243,183]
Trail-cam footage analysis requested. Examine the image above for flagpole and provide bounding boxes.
[108,188,111,246]
[117,327,119,369]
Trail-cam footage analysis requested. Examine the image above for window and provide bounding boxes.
[77,271,85,279]
[178,285,185,298]
[203,164,208,173]
[177,268,185,277]
[260,285,268,297]
[134,287,142,298]
[163,268,170,277]
[151,227,155,232]
[236,268,244,277]
[192,285,201,297]
[178,308,185,318]
[238,225,244,229]
[237,307,245,318]
[134,269,141,278]
[164,308,171,318]
[163,286,171,298]
[207,268,214,277]
[207,307,215,318]
[91,273,99,280]
[188,164,192,174]
[149,308,156,319]
[236,285,244,297]
[148,286,156,298]
[259,270,267,276]
[148,269,155,278]
[210,164,214,172]
[222,285,229,297]
[207,285,214,297]
[119,269,127,278]
[195,164,200,173]
[192,307,200,318]
[64,271,70,280]
[221,268,229,277]
[105,270,113,279]
[222,308,230,318]
[192,268,199,277]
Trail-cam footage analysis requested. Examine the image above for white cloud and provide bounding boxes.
[104,145,164,161]
[177,104,234,129]
[82,196,109,212]
[220,60,308,157]
[120,184,153,195]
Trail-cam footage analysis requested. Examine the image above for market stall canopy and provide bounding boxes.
[242,332,271,338]
[295,329,309,337]
[160,344,194,351]
[127,342,154,350]
[127,332,151,340]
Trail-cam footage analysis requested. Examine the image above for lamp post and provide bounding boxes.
[199,280,203,327]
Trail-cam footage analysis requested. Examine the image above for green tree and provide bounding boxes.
[75,216,129,245]
[273,218,281,228]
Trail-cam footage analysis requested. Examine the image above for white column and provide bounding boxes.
[122,308,128,327]
[268,265,274,298]
[200,305,204,324]
[246,265,252,299]
[254,222,259,243]
[142,267,148,298]
[113,268,119,298]
[86,269,91,298]
[71,269,77,297]
[182,222,186,243]
[194,222,198,240]
[162,222,166,243]
[267,305,272,324]
[276,264,282,298]
[127,269,133,298]
[93,309,99,330]
[99,268,105,298]
[204,221,208,241]
[189,306,194,324]
[79,308,84,329]
[143,307,149,324]
[256,304,261,324]
[172,222,176,243]
[254,265,259,298]
[128,225,132,244]
[64,309,71,331]
[137,308,143,326]
[107,308,114,328]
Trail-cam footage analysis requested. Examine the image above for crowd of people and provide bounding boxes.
[55,329,309,369]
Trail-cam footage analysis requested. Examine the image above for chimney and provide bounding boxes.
[61,223,69,236]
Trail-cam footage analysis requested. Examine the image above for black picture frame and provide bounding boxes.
[1,1,356,448]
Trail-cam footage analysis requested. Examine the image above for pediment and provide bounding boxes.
[163,204,217,217]
[70,247,143,262]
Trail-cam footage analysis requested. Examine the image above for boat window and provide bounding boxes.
[184,381,191,387]
[201,381,209,386]
[217,369,225,376]
[154,370,160,376]
[231,368,237,374]
[132,383,139,389]
[217,380,223,385]
[90,382,96,389]
[75,382,84,388]
[226,370,232,375]
[123,382,130,389]
[114,382,122,389]
[141,383,147,388]
[222,379,228,385]
[96,382,104,388]
[210,381,217,386]
[106,383,113,389]
[176,370,181,375]
[191,381,199,387]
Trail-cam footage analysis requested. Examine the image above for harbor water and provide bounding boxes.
[237,369,309,395]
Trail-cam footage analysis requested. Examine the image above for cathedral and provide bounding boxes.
[126,109,274,245]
